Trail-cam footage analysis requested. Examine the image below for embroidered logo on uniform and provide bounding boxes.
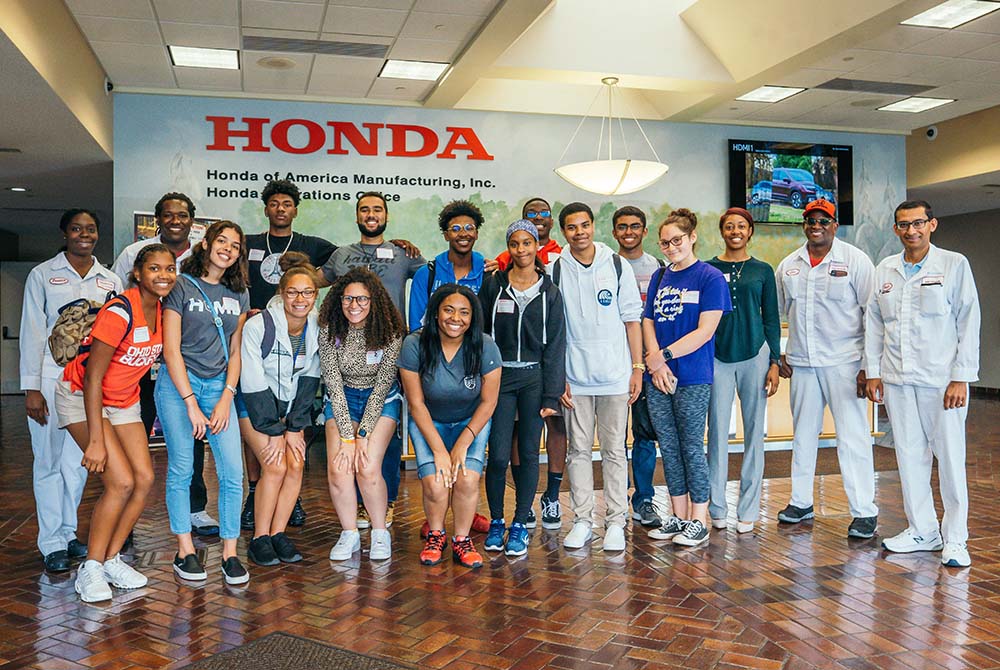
[785,269,800,276]
[597,289,613,306]
[49,277,69,285]
[880,282,893,294]
[463,375,477,390]
[96,278,115,291]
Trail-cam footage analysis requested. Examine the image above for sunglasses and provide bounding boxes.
[525,210,552,219]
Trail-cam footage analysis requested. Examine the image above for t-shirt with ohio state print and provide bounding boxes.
[63,286,163,408]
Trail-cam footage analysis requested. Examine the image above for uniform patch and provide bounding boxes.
[49,277,69,285]
[785,268,800,276]
[597,289,613,306]
[96,278,116,291]
[880,282,893,294]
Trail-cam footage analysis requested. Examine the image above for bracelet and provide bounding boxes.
[632,363,646,371]
[182,392,195,400]
[225,384,237,394]
[341,437,355,444]
[464,425,477,439]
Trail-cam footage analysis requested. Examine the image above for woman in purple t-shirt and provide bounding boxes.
[642,209,731,549]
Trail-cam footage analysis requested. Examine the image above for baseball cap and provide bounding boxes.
[803,199,836,219]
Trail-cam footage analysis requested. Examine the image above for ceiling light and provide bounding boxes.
[878,97,955,112]
[7,186,29,192]
[736,86,806,103]
[169,46,239,70]
[379,60,449,81]
[902,0,1000,29]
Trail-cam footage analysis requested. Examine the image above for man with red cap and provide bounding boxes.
[774,199,879,539]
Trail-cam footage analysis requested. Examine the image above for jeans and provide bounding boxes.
[646,382,711,504]
[628,386,658,509]
[156,368,244,540]
[409,416,490,479]
[486,367,543,525]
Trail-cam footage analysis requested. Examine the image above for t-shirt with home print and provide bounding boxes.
[163,275,250,379]
[643,260,731,387]
[63,286,162,408]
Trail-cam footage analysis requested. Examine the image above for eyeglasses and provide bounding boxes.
[615,223,645,233]
[894,218,930,231]
[448,223,477,233]
[658,234,689,249]
[341,295,371,306]
[283,288,317,300]
[524,210,551,219]
[804,217,835,227]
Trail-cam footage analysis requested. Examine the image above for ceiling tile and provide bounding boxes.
[152,0,238,26]
[769,68,839,88]
[242,0,326,31]
[90,41,176,87]
[923,80,1000,100]
[322,6,409,36]
[160,22,240,49]
[75,16,161,44]
[906,31,1000,57]
[696,101,761,121]
[399,11,483,41]
[915,58,999,83]
[806,49,890,73]
[853,52,949,79]
[412,0,498,15]
[860,25,940,51]
[243,27,319,39]
[319,32,394,46]
[65,0,155,19]
[962,40,1000,62]
[367,76,434,100]
[743,90,881,122]
[174,67,243,90]
[242,50,312,92]
[307,54,382,96]
[328,0,414,9]
[972,64,1000,82]
[388,37,460,62]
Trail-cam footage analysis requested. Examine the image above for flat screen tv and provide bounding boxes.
[728,139,853,225]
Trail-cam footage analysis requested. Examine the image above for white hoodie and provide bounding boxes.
[548,242,642,395]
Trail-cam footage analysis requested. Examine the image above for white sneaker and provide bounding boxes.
[941,542,971,567]
[711,518,727,530]
[737,521,755,534]
[370,529,392,561]
[102,554,147,589]
[190,511,219,534]
[75,560,112,603]
[602,525,626,552]
[329,530,361,560]
[563,521,593,549]
[881,527,943,553]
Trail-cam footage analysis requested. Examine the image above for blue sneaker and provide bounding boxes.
[505,522,529,556]
[484,518,506,552]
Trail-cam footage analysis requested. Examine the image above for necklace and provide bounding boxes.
[730,258,748,283]
[265,232,294,255]
[261,232,295,285]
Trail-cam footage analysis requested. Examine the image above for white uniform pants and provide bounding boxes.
[789,361,878,518]
[565,393,629,528]
[29,375,88,555]
[884,383,968,544]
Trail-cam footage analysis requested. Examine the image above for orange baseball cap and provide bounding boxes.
[803,199,836,219]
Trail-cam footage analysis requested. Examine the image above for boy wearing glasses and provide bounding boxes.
[774,199,879,539]
[495,198,562,271]
[865,200,980,567]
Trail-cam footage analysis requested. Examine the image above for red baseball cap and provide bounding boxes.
[803,199,836,219]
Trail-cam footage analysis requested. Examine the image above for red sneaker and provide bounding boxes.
[471,512,491,534]
[452,535,483,569]
[420,519,430,539]
[420,530,447,566]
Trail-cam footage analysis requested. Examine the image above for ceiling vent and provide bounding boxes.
[816,78,935,96]
[243,36,388,59]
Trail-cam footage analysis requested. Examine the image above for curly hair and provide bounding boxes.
[180,220,249,293]
[261,179,300,206]
[438,200,484,232]
[317,267,404,351]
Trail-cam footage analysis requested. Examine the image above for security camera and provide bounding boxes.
[925,126,938,141]
[104,77,114,95]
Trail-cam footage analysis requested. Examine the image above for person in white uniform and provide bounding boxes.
[865,199,980,568]
[19,208,122,572]
[774,199,879,539]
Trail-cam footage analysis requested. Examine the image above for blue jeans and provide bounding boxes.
[631,438,657,509]
[325,384,403,502]
[409,416,490,479]
[156,368,244,540]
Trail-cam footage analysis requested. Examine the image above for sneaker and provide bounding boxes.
[370,529,392,561]
[102,554,147,589]
[563,521,593,549]
[271,532,302,563]
[602,525,626,552]
[882,527,943,553]
[484,519,506,552]
[505,523,529,556]
[329,530,361,561]
[385,502,395,528]
[648,516,686,540]
[420,520,431,539]
[452,535,483,568]
[173,553,207,581]
[420,530,448,566]
[288,497,306,527]
[248,535,280,566]
[848,516,878,539]
[67,538,88,559]
[43,549,71,573]
[941,542,971,568]
[540,493,562,530]
[221,556,250,585]
[777,504,814,524]
[633,500,662,528]
[240,491,255,531]
[737,521,755,534]
[75,560,112,603]
[190,511,220,537]
[471,512,491,534]
[673,519,709,547]
[525,508,537,530]
[356,504,371,530]
[711,518,727,530]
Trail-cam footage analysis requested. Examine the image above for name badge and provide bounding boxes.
[921,274,944,286]
[680,290,700,304]
[723,273,731,283]
[294,354,306,369]
[248,249,265,262]
[829,261,848,278]
[376,247,394,259]
[96,278,116,291]
[366,349,384,365]
[133,326,150,343]
[222,297,240,313]
[639,279,650,294]
[497,299,515,314]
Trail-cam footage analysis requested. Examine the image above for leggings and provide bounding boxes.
[646,382,711,504]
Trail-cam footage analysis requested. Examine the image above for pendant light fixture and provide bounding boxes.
[554,77,668,196]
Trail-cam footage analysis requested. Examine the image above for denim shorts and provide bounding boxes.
[324,383,402,428]
[409,416,490,479]
[234,388,249,420]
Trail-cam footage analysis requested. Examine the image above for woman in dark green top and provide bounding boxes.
[705,207,781,534]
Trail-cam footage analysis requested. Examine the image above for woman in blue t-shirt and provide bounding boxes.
[642,209,731,548]
[398,284,501,570]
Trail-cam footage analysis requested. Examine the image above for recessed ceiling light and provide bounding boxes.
[735,86,806,103]
[379,60,449,81]
[8,186,29,192]
[878,96,955,112]
[169,46,239,70]
[901,0,1000,29]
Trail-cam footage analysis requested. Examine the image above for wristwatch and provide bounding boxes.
[661,347,673,361]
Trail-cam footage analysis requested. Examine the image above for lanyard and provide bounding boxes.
[182,274,229,362]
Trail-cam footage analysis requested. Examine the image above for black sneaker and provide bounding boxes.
[42,550,70,573]
[221,556,250,585]
[540,493,562,530]
[240,491,255,531]
[848,516,878,539]
[525,508,537,530]
[67,539,88,559]
[288,497,306,527]
[247,535,280,566]
[648,516,686,540]
[173,553,207,581]
[633,500,662,527]
[673,519,709,547]
[777,504,815,524]
[271,532,303,563]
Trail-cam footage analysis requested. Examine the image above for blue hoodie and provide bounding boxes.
[408,250,486,331]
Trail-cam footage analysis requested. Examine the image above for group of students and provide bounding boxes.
[19,181,981,605]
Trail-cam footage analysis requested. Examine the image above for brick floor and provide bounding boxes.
[1,395,998,670]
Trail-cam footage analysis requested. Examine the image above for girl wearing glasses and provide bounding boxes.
[643,209,731,548]
[240,252,321,567]
[319,268,405,562]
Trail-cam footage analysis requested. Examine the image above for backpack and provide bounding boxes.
[425,260,438,299]
[551,254,624,294]
[259,309,277,359]
[48,293,133,367]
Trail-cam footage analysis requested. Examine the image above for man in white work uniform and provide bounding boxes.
[865,199,980,568]
[774,199,879,539]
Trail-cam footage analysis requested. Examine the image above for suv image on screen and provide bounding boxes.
[768,167,818,209]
